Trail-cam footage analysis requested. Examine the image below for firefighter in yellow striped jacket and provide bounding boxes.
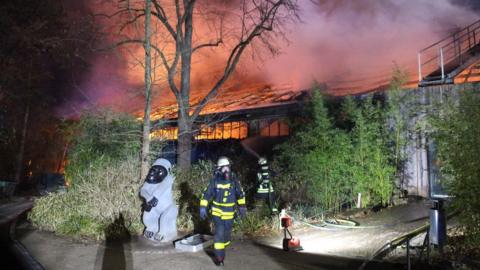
[255,157,277,214]
[200,156,246,266]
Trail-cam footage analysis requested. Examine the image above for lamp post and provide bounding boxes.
[427,141,448,253]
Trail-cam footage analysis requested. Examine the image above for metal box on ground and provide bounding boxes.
[174,234,213,252]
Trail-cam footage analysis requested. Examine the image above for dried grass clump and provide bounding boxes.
[29,155,143,240]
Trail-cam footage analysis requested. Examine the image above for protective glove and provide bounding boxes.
[239,207,247,219]
[148,197,158,208]
[200,207,207,220]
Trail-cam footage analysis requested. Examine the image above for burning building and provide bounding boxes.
[149,85,305,141]
[55,1,480,198]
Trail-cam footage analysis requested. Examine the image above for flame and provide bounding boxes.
[151,119,289,140]
[65,178,72,188]
[57,158,68,174]
[151,121,248,140]
[454,62,480,84]
[260,120,289,137]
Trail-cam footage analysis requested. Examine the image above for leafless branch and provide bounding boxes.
[119,12,145,32]
[151,0,178,40]
[98,39,180,97]
[192,39,223,53]
[191,0,294,120]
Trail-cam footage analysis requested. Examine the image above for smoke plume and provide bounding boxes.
[61,0,480,116]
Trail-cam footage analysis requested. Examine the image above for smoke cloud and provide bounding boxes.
[450,0,480,12]
[62,0,480,116]
[261,0,479,94]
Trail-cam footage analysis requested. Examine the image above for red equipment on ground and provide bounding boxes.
[280,211,303,251]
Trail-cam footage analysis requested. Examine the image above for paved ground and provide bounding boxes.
[17,227,404,270]
[260,199,432,259]
[2,197,438,269]
[0,197,37,269]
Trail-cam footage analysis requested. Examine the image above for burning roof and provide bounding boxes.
[148,83,306,121]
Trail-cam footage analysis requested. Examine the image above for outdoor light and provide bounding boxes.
[427,141,449,249]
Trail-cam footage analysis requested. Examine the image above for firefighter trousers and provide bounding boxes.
[255,191,276,210]
[212,216,233,259]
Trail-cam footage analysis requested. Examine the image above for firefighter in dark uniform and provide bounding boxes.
[255,157,277,214]
[200,156,246,266]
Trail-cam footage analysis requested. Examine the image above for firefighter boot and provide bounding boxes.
[214,256,224,266]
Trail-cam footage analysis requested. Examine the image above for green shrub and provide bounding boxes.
[429,86,480,245]
[236,208,280,237]
[173,160,215,232]
[30,110,144,240]
[349,96,395,206]
[273,88,395,215]
[63,109,142,185]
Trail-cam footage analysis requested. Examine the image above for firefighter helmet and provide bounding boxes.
[258,157,268,166]
[217,156,231,168]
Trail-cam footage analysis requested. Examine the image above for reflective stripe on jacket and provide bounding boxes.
[200,173,245,220]
[256,165,274,193]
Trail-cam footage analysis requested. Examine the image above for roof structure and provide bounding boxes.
[149,83,307,122]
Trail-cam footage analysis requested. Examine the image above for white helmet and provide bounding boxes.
[217,156,231,167]
[258,157,267,166]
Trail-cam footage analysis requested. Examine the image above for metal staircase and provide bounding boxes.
[418,19,480,86]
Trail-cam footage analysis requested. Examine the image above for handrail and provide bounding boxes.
[359,210,458,270]
[418,19,480,83]
[419,19,480,52]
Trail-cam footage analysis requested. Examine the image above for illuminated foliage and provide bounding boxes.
[429,86,480,245]
[64,110,142,181]
[273,87,395,213]
[30,110,145,239]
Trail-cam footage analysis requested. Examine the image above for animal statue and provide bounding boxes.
[140,158,178,242]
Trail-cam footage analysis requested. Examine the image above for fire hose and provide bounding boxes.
[287,209,434,231]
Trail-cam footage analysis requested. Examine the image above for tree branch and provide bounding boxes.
[119,12,145,32]
[191,0,286,120]
[151,0,178,40]
[192,39,223,53]
[94,8,140,19]
[100,39,180,97]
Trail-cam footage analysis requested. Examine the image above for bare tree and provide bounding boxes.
[102,0,299,170]
[141,0,153,178]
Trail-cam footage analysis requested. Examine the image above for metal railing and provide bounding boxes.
[418,19,480,83]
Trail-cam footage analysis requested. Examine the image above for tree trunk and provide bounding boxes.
[177,115,192,171]
[176,4,195,171]
[140,0,152,180]
[14,103,30,185]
